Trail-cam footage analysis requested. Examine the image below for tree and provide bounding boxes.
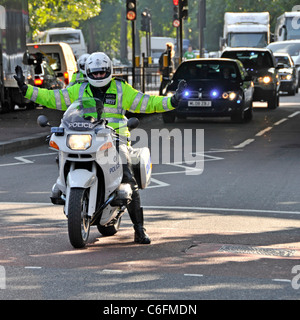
[28,0,101,37]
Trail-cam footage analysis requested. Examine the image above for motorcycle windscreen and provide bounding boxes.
[62,97,104,131]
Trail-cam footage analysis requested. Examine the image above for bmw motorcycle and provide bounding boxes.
[37,97,152,248]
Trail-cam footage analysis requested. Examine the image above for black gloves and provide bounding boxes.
[14,65,28,95]
[170,79,187,108]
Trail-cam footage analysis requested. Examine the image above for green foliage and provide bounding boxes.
[28,0,300,56]
[29,0,101,37]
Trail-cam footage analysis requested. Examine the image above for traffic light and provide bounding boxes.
[179,0,188,20]
[173,3,180,28]
[126,0,137,21]
[141,9,152,32]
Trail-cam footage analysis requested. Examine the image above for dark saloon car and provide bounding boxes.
[274,53,298,95]
[221,48,280,109]
[162,58,254,123]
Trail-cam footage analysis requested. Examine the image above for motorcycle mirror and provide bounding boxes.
[127,117,139,131]
[37,115,50,127]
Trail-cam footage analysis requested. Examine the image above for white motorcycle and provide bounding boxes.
[37,97,152,248]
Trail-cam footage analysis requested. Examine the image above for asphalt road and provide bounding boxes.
[1,94,300,301]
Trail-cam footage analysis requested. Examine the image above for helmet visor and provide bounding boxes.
[87,66,111,80]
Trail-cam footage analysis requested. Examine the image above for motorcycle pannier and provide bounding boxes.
[131,147,152,189]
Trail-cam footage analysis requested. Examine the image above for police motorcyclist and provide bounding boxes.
[14,52,186,244]
[67,53,90,87]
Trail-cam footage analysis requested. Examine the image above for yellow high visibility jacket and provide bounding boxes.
[25,78,174,135]
[67,71,86,87]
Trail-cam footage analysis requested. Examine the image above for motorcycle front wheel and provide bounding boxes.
[67,187,90,248]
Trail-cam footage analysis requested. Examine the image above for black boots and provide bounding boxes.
[127,194,151,244]
[134,220,151,244]
[120,145,151,244]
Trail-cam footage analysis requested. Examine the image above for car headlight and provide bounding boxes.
[281,74,292,80]
[222,91,237,100]
[258,76,272,84]
[67,134,92,150]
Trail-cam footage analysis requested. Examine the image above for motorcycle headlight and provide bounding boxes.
[67,134,92,150]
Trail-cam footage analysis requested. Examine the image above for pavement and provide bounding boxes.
[0,105,156,156]
[0,106,64,156]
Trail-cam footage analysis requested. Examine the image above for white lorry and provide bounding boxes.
[0,0,33,112]
[141,36,175,65]
[275,11,300,41]
[221,12,270,50]
[34,27,87,59]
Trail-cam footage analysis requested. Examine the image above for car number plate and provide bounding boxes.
[188,101,212,107]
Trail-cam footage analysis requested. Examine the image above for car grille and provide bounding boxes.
[184,90,215,100]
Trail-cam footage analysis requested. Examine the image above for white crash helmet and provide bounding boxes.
[85,52,112,87]
[77,53,90,75]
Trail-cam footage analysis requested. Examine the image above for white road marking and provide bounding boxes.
[233,139,255,149]
[0,152,56,167]
[255,127,273,136]
[143,205,300,216]
[272,279,291,283]
[288,111,300,118]
[3,202,300,216]
[184,274,204,277]
[148,178,170,188]
[274,118,288,126]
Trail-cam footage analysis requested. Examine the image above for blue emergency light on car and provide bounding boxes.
[184,90,190,97]
[211,90,219,98]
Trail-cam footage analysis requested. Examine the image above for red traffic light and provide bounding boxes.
[126,0,136,21]
[173,0,179,5]
[127,11,136,20]
[173,19,180,28]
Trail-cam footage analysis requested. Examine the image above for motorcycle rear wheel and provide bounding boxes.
[68,187,90,248]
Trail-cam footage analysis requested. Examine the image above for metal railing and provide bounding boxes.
[113,66,161,94]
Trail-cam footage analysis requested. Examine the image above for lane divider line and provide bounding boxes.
[255,127,273,136]
[233,139,255,149]
[274,118,288,126]
[233,111,300,149]
[288,111,300,118]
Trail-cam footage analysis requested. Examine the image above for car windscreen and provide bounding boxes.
[275,56,292,67]
[268,42,300,56]
[228,33,268,48]
[222,51,274,69]
[49,33,80,44]
[173,61,239,81]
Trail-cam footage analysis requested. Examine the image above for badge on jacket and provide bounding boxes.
[104,93,116,105]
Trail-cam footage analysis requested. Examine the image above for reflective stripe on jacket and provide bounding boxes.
[25,78,174,134]
[67,71,86,88]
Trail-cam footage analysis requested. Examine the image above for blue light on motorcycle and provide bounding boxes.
[51,127,64,136]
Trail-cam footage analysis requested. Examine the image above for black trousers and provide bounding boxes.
[117,143,143,226]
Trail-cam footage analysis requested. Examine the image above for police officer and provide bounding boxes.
[14,52,186,244]
[67,53,90,87]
